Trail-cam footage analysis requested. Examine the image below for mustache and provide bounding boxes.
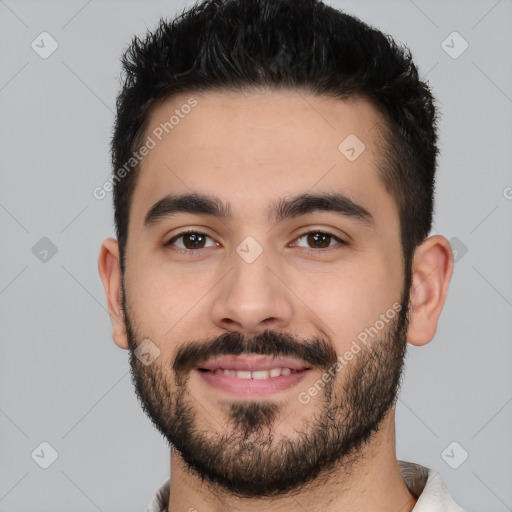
[173,329,338,374]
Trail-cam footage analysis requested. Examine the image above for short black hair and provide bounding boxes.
[111,0,438,283]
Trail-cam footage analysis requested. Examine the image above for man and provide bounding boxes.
[98,0,465,510]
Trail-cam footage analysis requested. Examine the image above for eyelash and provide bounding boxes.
[164,229,347,256]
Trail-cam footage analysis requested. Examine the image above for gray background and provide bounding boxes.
[1,0,511,510]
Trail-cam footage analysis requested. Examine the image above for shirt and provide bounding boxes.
[145,460,466,511]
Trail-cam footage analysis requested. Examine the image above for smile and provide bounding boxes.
[196,367,311,397]
[199,367,302,379]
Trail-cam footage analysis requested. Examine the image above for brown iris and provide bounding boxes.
[306,232,332,249]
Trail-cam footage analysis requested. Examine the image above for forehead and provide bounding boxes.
[130,89,396,231]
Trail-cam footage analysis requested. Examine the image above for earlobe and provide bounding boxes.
[98,238,129,350]
[406,235,454,347]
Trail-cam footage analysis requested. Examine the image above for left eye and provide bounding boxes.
[293,231,345,250]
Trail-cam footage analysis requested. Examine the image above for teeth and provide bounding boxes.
[211,368,299,379]
[252,370,269,379]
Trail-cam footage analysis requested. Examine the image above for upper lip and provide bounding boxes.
[199,355,311,372]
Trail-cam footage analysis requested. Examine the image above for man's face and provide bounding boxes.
[122,90,409,497]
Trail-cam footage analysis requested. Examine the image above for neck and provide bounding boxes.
[167,407,416,512]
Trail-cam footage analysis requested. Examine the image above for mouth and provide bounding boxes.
[195,355,312,397]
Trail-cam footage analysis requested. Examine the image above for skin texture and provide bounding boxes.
[98,90,453,512]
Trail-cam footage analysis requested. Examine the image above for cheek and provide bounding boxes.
[126,261,213,332]
[294,257,400,349]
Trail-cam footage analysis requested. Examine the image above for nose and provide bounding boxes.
[210,248,294,335]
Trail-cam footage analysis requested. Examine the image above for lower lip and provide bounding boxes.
[195,369,311,397]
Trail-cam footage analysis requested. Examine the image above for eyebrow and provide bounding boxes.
[143,192,374,228]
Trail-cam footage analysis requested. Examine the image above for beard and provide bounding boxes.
[124,284,410,499]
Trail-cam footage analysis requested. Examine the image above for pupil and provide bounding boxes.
[309,232,330,248]
[185,233,204,249]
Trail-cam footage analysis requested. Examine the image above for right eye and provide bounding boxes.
[164,231,220,254]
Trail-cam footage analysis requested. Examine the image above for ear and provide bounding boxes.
[98,238,129,350]
[406,235,454,346]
